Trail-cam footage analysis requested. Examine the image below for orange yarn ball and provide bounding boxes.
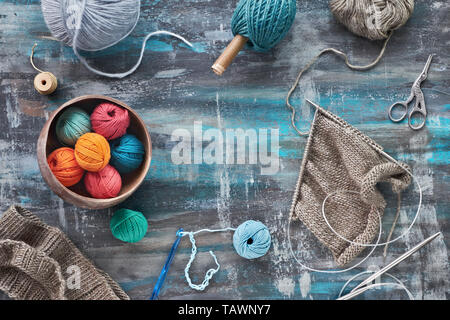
[74,132,111,172]
[47,147,84,187]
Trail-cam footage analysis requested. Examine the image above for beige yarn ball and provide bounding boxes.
[329,0,414,40]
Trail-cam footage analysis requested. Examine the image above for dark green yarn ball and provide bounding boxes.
[110,208,148,243]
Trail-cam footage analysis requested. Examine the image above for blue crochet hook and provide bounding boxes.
[150,228,183,300]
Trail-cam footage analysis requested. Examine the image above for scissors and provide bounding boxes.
[388,54,433,130]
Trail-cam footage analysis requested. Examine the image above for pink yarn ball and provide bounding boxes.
[84,164,122,199]
[90,102,130,140]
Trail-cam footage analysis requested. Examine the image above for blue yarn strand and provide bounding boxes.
[231,0,297,51]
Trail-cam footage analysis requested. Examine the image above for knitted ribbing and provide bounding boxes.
[0,205,129,300]
[289,105,411,266]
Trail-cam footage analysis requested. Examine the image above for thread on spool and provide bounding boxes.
[110,208,148,243]
[231,0,297,52]
[233,220,271,259]
[55,107,92,146]
[212,0,296,75]
[30,43,57,95]
[84,164,122,199]
[91,102,130,140]
[330,0,414,40]
[74,132,111,172]
[41,0,194,78]
[47,147,84,187]
[110,134,145,174]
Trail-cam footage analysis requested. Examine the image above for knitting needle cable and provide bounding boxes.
[350,232,442,293]
[178,227,237,291]
[30,43,45,73]
[321,152,422,247]
[287,191,382,274]
[337,270,413,300]
[338,232,442,300]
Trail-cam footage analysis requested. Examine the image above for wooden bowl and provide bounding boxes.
[37,95,152,209]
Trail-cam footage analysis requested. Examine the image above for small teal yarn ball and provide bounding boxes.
[231,0,297,51]
[233,220,271,259]
[55,107,91,146]
[110,134,145,174]
[110,208,148,243]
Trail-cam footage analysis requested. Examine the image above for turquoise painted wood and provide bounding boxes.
[0,0,448,300]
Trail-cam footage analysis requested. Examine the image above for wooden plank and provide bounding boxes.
[0,0,448,300]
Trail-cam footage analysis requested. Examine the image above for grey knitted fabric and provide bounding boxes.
[0,205,129,300]
[289,105,411,266]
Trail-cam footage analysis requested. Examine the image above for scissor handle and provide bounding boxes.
[388,102,408,122]
[408,107,427,130]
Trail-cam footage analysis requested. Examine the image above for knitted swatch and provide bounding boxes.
[290,105,411,266]
[0,205,129,300]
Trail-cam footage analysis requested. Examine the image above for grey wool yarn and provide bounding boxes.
[329,0,415,40]
[41,0,140,51]
[39,0,192,78]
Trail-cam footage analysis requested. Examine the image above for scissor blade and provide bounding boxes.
[420,54,433,77]
[351,232,441,293]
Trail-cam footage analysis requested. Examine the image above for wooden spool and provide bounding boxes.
[211,35,248,76]
[34,72,58,95]
[30,44,58,95]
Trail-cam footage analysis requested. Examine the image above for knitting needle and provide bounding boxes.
[150,228,184,300]
[338,232,442,300]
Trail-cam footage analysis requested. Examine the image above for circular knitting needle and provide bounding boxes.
[337,232,442,300]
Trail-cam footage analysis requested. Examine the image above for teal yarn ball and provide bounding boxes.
[231,0,297,52]
[233,220,271,259]
[55,107,91,146]
[110,208,148,243]
[110,134,145,174]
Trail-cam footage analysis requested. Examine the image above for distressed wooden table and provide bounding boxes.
[0,0,448,300]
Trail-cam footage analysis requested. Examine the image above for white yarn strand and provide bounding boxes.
[42,0,193,78]
[73,30,193,78]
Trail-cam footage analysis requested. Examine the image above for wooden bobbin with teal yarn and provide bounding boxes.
[212,0,296,75]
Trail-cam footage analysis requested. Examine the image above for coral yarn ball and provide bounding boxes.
[90,102,130,140]
[74,132,111,172]
[84,165,122,199]
[47,147,84,187]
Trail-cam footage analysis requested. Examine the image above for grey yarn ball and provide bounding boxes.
[41,0,140,51]
[329,0,414,40]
